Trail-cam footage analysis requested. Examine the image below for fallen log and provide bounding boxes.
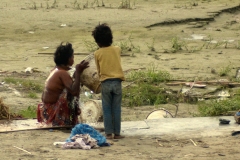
[38,53,131,56]
[166,81,240,87]
[228,83,240,87]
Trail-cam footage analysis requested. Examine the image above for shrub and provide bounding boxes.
[198,97,240,116]
[19,106,37,119]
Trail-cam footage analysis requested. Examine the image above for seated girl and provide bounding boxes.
[37,42,89,126]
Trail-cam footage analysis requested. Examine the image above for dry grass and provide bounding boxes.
[0,98,10,120]
[0,98,24,119]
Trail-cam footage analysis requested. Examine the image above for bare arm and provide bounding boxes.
[62,60,89,95]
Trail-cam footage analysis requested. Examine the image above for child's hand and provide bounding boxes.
[76,60,89,73]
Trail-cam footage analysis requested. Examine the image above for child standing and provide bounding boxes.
[92,23,125,139]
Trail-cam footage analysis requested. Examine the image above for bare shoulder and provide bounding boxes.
[51,69,70,78]
[55,69,69,74]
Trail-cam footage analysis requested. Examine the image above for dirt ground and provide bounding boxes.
[1,0,240,159]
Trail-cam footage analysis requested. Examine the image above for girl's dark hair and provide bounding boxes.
[92,23,113,47]
[54,42,74,66]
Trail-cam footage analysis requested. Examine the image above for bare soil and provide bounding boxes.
[1,0,240,159]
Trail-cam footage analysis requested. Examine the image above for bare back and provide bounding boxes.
[42,68,74,103]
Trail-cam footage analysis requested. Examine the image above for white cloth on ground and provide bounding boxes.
[62,134,98,150]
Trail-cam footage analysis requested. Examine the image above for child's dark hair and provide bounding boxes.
[54,42,74,66]
[92,23,113,47]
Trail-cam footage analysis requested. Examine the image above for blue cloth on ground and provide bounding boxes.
[66,124,109,146]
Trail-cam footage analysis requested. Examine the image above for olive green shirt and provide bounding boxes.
[94,46,125,82]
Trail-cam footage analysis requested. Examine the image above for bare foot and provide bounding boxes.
[114,135,125,139]
[106,134,113,139]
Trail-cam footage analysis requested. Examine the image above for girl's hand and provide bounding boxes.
[76,60,89,73]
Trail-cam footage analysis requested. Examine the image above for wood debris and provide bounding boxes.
[13,146,31,154]
[190,139,197,146]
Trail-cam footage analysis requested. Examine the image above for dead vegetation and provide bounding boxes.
[0,98,10,119]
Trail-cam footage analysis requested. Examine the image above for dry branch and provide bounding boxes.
[190,139,197,146]
[166,80,240,87]
[13,146,31,154]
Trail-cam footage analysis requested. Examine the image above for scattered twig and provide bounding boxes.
[13,146,32,154]
[158,143,163,147]
[124,67,146,73]
[166,82,187,86]
[123,81,137,88]
[172,104,179,118]
[189,79,196,90]
[184,78,196,95]
[190,139,197,146]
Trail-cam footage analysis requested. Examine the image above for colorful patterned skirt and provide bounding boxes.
[37,90,80,126]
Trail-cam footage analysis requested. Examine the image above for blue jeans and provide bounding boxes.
[101,79,122,135]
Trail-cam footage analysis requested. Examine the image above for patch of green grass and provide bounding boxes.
[146,37,156,52]
[27,92,38,99]
[51,0,58,8]
[123,64,173,107]
[171,36,186,53]
[163,36,208,53]
[126,64,172,83]
[19,106,37,119]
[198,97,240,116]
[123,83,168,107]
[32,2,37,9]
[119,0,135,9]
[83,39,99,52]
[115,33,140,56]
[4,77,43,92]
[219,63,232,77]
[4,77,18,84]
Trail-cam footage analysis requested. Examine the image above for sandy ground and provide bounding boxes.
[1,130,240,160]
[1,0,240,159]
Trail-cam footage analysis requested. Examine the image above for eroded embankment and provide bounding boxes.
[145,4,240,28]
